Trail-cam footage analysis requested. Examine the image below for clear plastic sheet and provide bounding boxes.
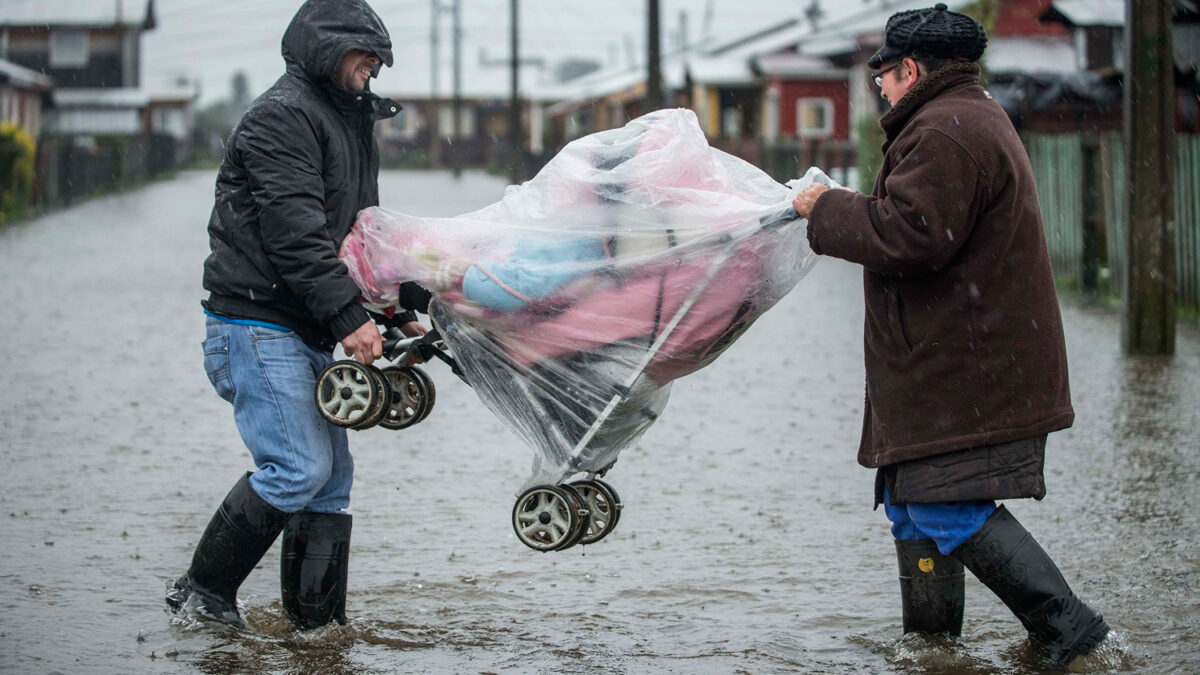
[342,108,833,488]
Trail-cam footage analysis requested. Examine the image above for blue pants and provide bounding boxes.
[883,489,996,555]
[202,317,353,513]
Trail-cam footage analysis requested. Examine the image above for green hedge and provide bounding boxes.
[855,116,883,192]
[0,122,36,225]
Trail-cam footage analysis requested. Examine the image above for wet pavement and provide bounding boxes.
[0,169,1197,674]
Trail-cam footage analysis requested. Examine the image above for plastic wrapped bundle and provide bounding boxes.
[342,108,833,488]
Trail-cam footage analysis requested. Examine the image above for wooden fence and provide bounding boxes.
[758,139,859,190]
[1024,132,1200,313]
[33,133,185,210]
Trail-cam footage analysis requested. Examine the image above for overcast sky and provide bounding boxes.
[142,0,871,105]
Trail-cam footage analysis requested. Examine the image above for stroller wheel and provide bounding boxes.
[592,479,622,531]
[555,483,591,551]
[314,360,381,428]
[512,485,583,552]
[377,367,427,430]
[352,364,391,430]
[407,366,437,422]
[570,479,621,545]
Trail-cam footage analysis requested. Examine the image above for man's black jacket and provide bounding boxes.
[202,0,401,350]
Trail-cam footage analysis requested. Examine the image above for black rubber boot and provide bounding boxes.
[951,505,1109,670]
[895,539,965,636]
[280,512,352,630]
[165,473,290,628]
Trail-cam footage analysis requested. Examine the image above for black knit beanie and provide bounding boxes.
[867,2,987,69]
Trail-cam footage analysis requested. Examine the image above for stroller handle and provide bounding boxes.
[382,327,470,384]
[760,207,802,230]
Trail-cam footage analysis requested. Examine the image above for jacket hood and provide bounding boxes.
[282,0,393,88]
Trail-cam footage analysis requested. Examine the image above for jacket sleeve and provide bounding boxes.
[238,104,368,340]
[807,130,981,277]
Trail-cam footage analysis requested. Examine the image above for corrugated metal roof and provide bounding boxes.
[717,0,978,63]
[50,83,195,108]
[987,36,1078,75]
[542,51,692,114]
[377,61,568,102]
[0,0,155,28]
[688,57,756,85]
[545,0,981,112]
[0,57,53,89]
[757,52,845,79]
[1042,0,1125,27]
[53,88,149,107]
[799,36,860,58]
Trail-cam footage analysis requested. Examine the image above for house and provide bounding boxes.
[145,83,198,143]
[0,0,155,87]
[0,0,199,206]
[0,0,175,138]
[0,57,52,139]
[545,50,694,144]
[984,0,1200,132]
[375,60,569,170]
[543,0,983,187]
[1037,0,1126,73]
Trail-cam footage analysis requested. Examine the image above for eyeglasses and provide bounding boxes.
[872,62,902,87]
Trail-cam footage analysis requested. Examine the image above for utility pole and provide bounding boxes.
[479,13,545,183]
[429,0,440,169]
[509,0,523,184]
[1122,0,1175,354]
[701,0,715,44]
[647,0,663,112]
[452,0,462,179]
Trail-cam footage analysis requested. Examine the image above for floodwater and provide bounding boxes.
[0,170,1197,674]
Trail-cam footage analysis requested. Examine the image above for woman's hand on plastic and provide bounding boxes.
[342,320,383,365]
[792,183,829,219]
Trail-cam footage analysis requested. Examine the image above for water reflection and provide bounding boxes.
[1114,355,1200,527]
[0,173,1197,673]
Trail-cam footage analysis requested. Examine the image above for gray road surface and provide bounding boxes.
[0,170,1197,674]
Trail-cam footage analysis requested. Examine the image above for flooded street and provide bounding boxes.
[1,169,1197,674]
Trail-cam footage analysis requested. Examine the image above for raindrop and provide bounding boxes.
[968,282,980,299]
[1031,319,1039,329]
[945,228,954,241]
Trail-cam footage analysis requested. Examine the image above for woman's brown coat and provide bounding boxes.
[808,62,1074,470]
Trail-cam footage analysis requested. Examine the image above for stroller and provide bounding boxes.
[334,109,832,551]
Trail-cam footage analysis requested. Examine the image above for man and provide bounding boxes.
[166,0,427,631]
[791,3,1109,669]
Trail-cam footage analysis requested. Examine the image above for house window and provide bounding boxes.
[437,104,476,138]
[796,98,834,139]
[380,107,419,140]
[50,29,89,68]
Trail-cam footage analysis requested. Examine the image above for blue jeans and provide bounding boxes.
[202,317,352,513]
[883,489,996,555]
